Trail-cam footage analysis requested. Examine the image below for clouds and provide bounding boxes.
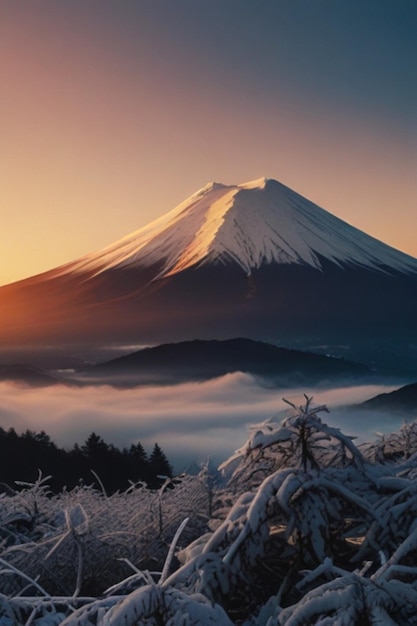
[0,374,401,472]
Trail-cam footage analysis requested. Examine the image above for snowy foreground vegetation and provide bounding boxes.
[1,396,417,625]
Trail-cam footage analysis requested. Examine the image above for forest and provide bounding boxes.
[0,428,172,492]
[0,395,417,625]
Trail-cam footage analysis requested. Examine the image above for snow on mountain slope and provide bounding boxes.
[61,177,417,279]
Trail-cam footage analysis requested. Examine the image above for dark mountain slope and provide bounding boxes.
[0,364,73,387]
[83,337,370,386]
[360,382,417,414]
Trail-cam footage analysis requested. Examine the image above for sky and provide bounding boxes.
[1,1,416,286]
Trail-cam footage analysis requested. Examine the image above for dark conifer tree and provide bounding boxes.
[148,443,173,482]
[81,432,111,459]
[127,442,149,482]
[79,433,119,491]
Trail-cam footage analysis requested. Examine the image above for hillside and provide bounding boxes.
[360,381,417,413]
[83,337,370,386]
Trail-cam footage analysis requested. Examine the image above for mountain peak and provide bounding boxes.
[62,177,417,280]
[239,176,269,189]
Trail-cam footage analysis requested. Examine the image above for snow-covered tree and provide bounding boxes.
[2,396,417,624]
[219,395,364,490]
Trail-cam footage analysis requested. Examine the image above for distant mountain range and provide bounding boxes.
[81,337,370,387]
[0,365,67,387]
[360,381,417,414]
[1,177,416,372]
[0,339,371,389]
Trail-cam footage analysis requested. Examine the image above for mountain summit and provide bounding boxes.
[61,177,417,280]
[1,177,417,371]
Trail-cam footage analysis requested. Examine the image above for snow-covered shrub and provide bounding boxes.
[106,584,233,626]
[0,473,63,550]
[55,583,233,626]
[219,395,364,491]
[0,473,210,597]
[279,526,417,626]
[353,475,417,565]
[171,465,375,613]
[167,400,376,619]
[58,519,233,626]
[360,419,417,463]
[3,397,417,624]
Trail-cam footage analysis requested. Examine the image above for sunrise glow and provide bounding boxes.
[0,1,416,285]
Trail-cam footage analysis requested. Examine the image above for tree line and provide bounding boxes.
[0,427,173,493]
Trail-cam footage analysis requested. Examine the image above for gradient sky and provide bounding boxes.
[1,1,416,285]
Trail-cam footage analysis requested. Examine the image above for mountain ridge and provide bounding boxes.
[360,381,417,414]
[57,177,417,281]
[81,337,371,387]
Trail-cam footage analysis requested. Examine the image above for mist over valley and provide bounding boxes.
[0,369,410,473]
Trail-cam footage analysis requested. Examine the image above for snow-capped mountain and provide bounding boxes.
[1,177,417,371]
[59,177,417,279]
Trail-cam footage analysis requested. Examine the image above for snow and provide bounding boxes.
[59,177,417,280]
[4,400,417,623]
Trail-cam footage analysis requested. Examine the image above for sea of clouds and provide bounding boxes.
[0,373,404,472]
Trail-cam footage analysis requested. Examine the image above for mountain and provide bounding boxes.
[0,364,70,387]
[81,338,370,387]
[54,177,417,279]
[1,177,417,371]
[360,382,417,414]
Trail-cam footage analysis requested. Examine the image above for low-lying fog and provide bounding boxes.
[0,373,408,472]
